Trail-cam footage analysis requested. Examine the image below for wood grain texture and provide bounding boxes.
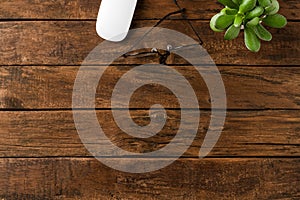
[0,0,298,20]
[0,158,299,199]
[0,110,299,157]
[0,21,298,66]
[0,0,299,199]
[1,66,300,109]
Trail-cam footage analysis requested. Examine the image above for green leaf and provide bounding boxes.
[210,13,226,32]
[215,14,235,29]
[221,7,239,15]
[246,17,261,27]
[218,0,239,9]
[224,24,241,40]
[258,0,271,7]
[245,6,264,19]
[234,13,244,27]
[239,0,257,13]
[232,0,242,5]
[244,26,261,52]
[262,14,287,28]
[265,0,280,15]
[253,23,272,41]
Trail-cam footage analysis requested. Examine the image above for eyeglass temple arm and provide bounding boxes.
[172,0,204,45]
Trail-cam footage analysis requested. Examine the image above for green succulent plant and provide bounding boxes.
[210,0,287,52]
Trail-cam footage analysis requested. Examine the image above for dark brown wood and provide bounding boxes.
[0,21,298,66]
[0,0,299,198]
[1,66,300,109]
[0,110,299,157]
[0,0,298,20]
[0,158,299,199]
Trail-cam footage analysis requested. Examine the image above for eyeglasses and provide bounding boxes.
[122,0,203,65]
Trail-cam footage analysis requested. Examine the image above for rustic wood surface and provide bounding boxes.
[1,66,300,109]
[0,21,299,65]
[0,0,299,20]
[0,0,299,199]
[0,158,299,200]
[0,110,299,158]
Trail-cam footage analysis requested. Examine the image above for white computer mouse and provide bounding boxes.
[96,0,138,42]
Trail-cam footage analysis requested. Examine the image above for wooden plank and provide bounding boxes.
[0,1,298,198]
[0,21,299,66]
[1,66,300,109]
[0,0,298,20]
[0,110,299,157]
[0,158,299,199]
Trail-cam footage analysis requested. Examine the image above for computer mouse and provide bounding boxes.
[96,0,138,42]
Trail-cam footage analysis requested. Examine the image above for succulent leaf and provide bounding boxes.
[234,14,244,27]
[210,13,226,32]
[225,24,241,40]
[265,0,280,15]
[258,0,272,7]
[215,14,235,29]
[239,0,257,13]
[262,14,287,28]
[244,26,261,52]
[253,23,273,41]
[245,6,264,19]
[246,17,261,27]
[221,7,239,15]
[218,0,239,9]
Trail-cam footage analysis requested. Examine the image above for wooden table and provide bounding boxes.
[0,0,299,199]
